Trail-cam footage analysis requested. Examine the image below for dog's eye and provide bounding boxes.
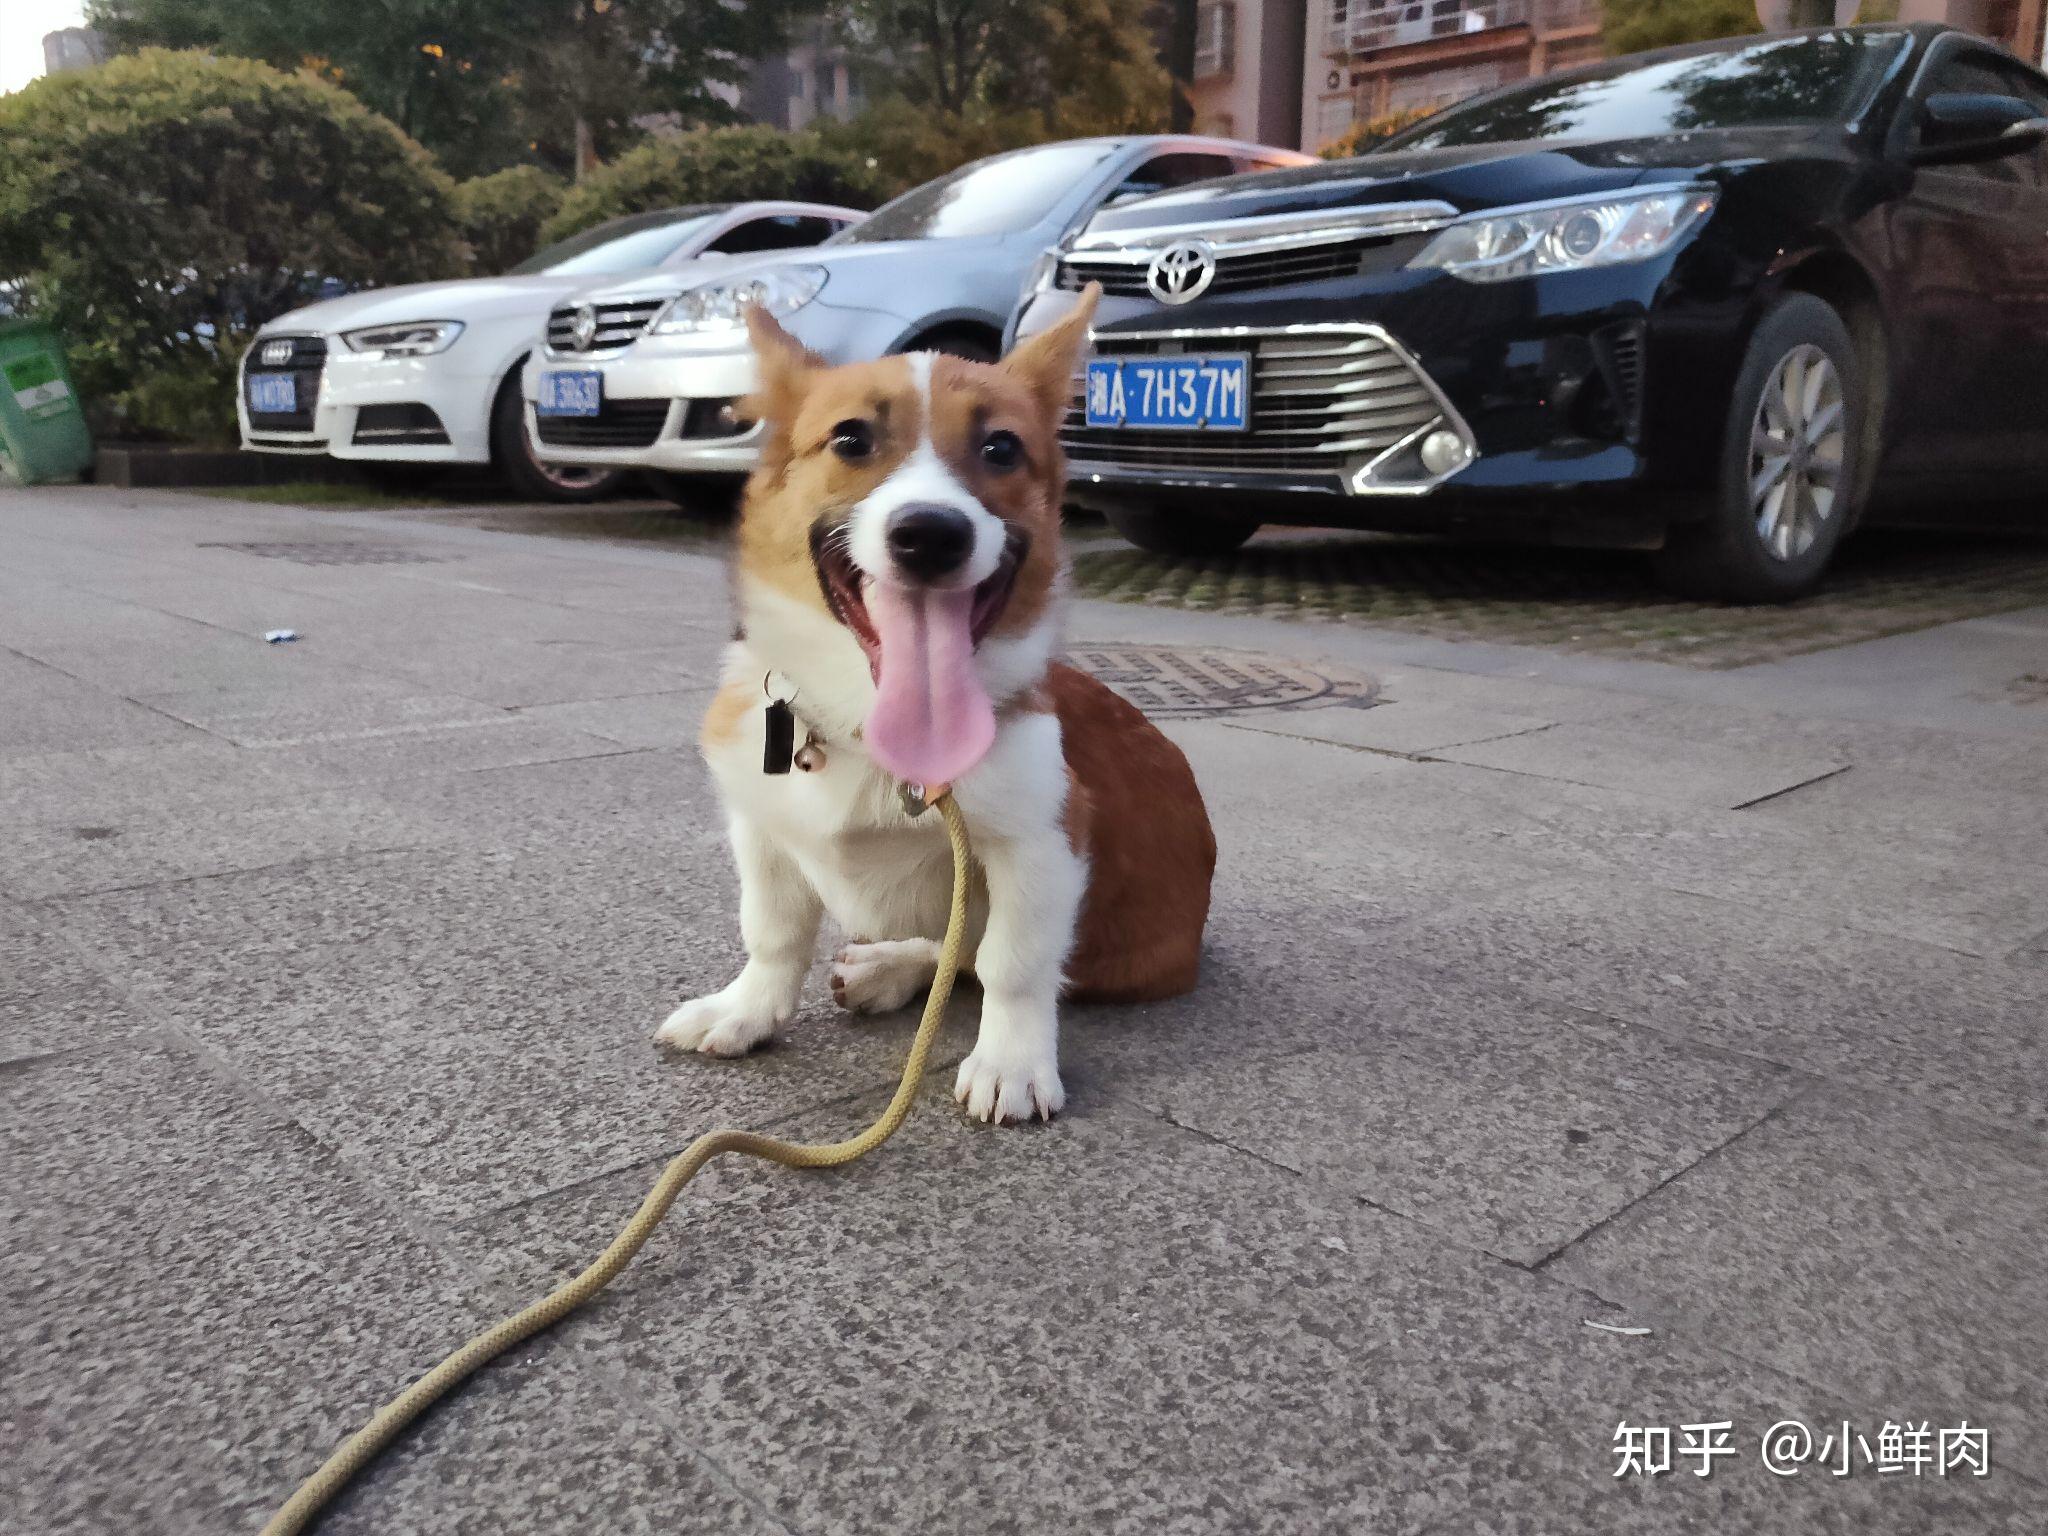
[981,429,1023,472]
[828,420,874,461]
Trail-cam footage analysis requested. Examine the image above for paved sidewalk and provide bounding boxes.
[5,483,2046,1534]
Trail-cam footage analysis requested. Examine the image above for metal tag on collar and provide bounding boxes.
[898,780,950,818]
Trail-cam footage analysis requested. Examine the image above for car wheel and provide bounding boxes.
[642,470,743,512]
[489,367,624,504]
[906,330,999,364]
[1653,293,1862,603]
[1103,502,1259,557]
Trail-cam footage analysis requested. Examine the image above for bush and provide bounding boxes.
[0,49,467,442]
[540,126,887,245]
[1319,106,1441,160]
[454,166,568,275]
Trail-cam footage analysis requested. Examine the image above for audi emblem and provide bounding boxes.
[567,304,598,352]
[259,339,294,366]
[1145,240,1217,305]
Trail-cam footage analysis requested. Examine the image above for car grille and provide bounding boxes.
[1058,235,1412,299]
[545,299,667,354]
[534,398,671,449]
[1063,328,1449,478]
[243,335,325,432]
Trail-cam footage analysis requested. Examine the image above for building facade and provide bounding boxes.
[1187,1,2048,154]
[41,27,107,79]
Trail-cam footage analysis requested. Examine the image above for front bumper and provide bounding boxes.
[1019,249,1742,523]
[238,339,496,464]
[522,344,762,474]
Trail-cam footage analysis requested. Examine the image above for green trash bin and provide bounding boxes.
[0,319,93,487]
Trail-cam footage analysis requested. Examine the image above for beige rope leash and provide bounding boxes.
[260,790,972,1536]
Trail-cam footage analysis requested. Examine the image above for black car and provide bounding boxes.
[1011,24,2048,600]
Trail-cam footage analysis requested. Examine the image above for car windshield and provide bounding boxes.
[1381,30,1910,151]
[828,142,1119,243]
[508,208,723,276]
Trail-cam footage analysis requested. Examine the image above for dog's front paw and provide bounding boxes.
[954,1047,1064,1125]
[654,990,780,1058]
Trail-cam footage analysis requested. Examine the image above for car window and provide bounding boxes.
[830,142,1120,242]
[705,215,843,255]
[1102,152,1241,207]
[1233,154,1303,175]
[510,209,723,276]
[1381,30,1910,151]
[1917,51,2041,184]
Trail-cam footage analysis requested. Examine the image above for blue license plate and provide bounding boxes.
[1085,354,1249,431]
[247,373,296,414]
[539,370,602,418]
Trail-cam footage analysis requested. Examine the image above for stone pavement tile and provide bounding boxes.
[451,1098,2031,1535]
[1745,764,2048,880]
[0,647,204,759]
[1224,697,1556,757]
[134,673,507,746]
[1377,661,1651,723]
[1332,759,2048,957]
[315,637,722,709]
[0,738,310,823]
[239,716,630,788]
[0,900,151,1063]
[1113,995,1797,1265]
[1,1042,768,1536]
[43,844,980,1225]
[0,782,438,901]
[1438,723,1848,810]
[1550,1086,2048,1484]
[1367,877,2048,1136]
[510,687,721,750]
[1594,697,2048,798]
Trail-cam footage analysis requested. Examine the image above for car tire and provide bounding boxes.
[490,364,625,504]
[642,470,743,512]
[1103,502,1259,557]
[1652,293,1863,604]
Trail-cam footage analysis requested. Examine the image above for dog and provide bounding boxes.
[655,285,1215,1123]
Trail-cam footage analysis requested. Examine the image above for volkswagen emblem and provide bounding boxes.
[259,338,294,366]
[568,304,598,352]
[1145,240,1217,305]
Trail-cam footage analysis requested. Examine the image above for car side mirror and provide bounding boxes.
[1909,92,2048,166]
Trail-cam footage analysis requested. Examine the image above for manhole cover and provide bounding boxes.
[1068,643,1378,717]
[200,541,450,566]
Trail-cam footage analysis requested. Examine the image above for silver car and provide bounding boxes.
[523,135,1311,483]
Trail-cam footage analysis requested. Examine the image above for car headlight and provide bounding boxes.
[340,320,465,357]
[1407,188,1718,284]
[1023,246,1061,294]
[651,266,827,336]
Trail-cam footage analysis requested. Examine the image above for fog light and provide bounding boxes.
[1419,429,1469,477]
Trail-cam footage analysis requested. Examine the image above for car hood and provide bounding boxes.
[1080,126,1841,238]
[262,273,607,335]
[569,237,1010,306]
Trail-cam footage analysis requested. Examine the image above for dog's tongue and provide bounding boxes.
[862,579,994,787]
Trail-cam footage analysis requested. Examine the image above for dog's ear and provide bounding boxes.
[739,304,824,430]
[999,282,1099,424]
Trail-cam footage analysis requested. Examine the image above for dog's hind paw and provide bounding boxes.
[830,939,942,1015]
[954,1048,1064,1125]
[655,992,780,1058]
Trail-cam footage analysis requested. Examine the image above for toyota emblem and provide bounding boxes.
[568,304,598,351]
[1145,240,1217,305]
[260,338,294,366]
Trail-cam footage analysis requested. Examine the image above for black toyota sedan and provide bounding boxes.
[1011,24,2048,601]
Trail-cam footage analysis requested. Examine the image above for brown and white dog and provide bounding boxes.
[655,286,1215,1123]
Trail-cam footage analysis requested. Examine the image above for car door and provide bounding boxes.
[1887,45,2048,481]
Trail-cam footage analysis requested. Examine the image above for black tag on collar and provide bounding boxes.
[763,699,795,775]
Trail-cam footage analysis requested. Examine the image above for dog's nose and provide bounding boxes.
[886,504,975,583]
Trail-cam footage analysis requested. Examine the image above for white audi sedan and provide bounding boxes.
[237,201,863,500]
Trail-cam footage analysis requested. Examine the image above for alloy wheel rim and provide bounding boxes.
[1748,343,1845,563]
[533,455,609,492]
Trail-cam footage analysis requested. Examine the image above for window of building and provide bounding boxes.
[1195,1,1237,79]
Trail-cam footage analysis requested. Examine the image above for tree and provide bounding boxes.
[87,0,829,178]
[1600,0,1757,55]
[453,165,567,273]
[0,50,466,442]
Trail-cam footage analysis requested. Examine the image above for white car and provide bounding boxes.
[237,201,863,500]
